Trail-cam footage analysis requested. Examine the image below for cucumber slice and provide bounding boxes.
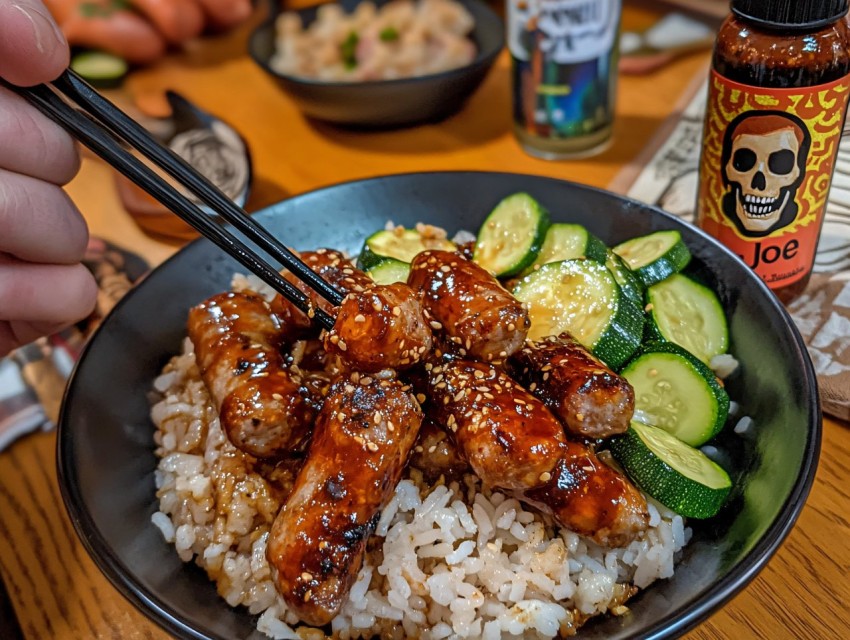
[366,258,410,285]
[608,421,732,519]
[523,223,607,274]
[357,229,455,271]
[512,259,644,370]
[473,193,550,277]
[645,274,729,363]
[70,51,128,88]
[605,249,645,307]
[612,230,691,287]
[622,342,729,446]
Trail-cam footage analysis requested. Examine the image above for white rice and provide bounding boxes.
[151,339,692,639]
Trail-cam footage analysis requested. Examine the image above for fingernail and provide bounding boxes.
[10,2,68,55]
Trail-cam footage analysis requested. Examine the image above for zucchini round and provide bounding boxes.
[608,421,732,519]
[357,228,455,271]
[622,342,729,446]
[512,259,644,370]
[523,223,607,274]
[612,230,691,287]
[473,193,550,277]
[645,273,729,363]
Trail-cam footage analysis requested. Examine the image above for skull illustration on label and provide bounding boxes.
[720,111,811,238]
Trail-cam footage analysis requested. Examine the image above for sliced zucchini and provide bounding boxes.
[608,421,732,519]
[357,228,455,271]
[523,223,607,274]
[612,230,691,287]
[473,193,549,277]
[366,258,410,285]
[622,342,729,446]
[605,249,645,307]
[512,259,644,370]
[645,273,728,364]
[70,51,128,89]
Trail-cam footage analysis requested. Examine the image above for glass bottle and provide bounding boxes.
[696,0,850,303]
[508,0,621,160]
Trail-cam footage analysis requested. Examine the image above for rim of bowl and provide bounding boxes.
[56,171,822,640]
[247,0,505,89]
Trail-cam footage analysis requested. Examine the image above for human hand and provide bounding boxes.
[0,0,97,356]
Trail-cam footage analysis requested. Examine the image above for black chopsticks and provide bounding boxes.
[2,70,341,330]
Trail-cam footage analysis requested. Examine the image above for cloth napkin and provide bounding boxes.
[622,83,850,421]
[0,239,148,451]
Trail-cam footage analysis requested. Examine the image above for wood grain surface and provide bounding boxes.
[1,2,848,639]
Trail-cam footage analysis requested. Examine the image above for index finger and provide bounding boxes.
[0,0,69,86]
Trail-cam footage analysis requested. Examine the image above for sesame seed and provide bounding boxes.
[645,303,654,312]
[272,393,283,401]
[387,421,395,432]
[499,351,507,358]
[415,446,424,453]
[474,370,484,379]
[345,384,355,393]
[354,435,365,445]
[360,376,373,385]
[319,541,328,550]
[543,372,550,381]
[367,442,379,452]
[436,382,446,389]
[338,412,346,422]
[430,321,443,330]
[304,590,313,602]
[648,368,658,377]
[338,340,348,351]
[329,334,340,344]
[440,265,451,273]
[374,412,382,424]
[372,301,382,312]
[529,383,537,391]
[416,393,426,403]
[443,396,450,405]
[392,306,401,316]
[355,314,366,323]
[453,390,465,402]
[507,323,516,332]
[539,471,552,482]
[301,572,313,581]
[428,445,437,453]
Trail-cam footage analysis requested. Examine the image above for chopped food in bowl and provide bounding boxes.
[57,173,820,640]
[272,0,477,82]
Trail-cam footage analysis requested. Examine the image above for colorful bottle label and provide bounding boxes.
[697,70,850,287]
[508,0,621,142]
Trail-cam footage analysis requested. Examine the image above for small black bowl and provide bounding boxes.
[57,172,820,639]
[248,0,504,128]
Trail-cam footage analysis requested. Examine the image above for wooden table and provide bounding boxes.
[1,2,848,639]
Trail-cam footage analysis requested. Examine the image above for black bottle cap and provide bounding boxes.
[732,0,849,30]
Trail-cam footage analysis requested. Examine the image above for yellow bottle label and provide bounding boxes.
[697,69,850,287]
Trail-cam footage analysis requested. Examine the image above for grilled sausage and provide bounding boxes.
[408,251,529,361]
[270,249,373,341]
[511,333,635,438]
[188,292,319,459]
[323,283,433,372]
[424,358,648,546]
[424,359,565,490]
[408,417,469,480]
[266,372,423,626]
[517,448,649,548]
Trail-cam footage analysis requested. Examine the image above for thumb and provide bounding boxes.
[0,0,69,86]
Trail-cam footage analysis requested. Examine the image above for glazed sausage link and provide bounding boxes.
[408,250,529,362]
[188,291,317,459]
[510,333,635,439]
[266,372,423,626]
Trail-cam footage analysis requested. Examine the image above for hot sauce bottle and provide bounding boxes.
[696,0,850,303]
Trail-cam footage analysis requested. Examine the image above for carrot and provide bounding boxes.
[128,0,205,44]
[61,1,166,64]
[196,0,253,31]
[43,0,79,23]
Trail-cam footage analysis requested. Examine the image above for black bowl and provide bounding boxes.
[58,172,820,639]
[248,0,504,128]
